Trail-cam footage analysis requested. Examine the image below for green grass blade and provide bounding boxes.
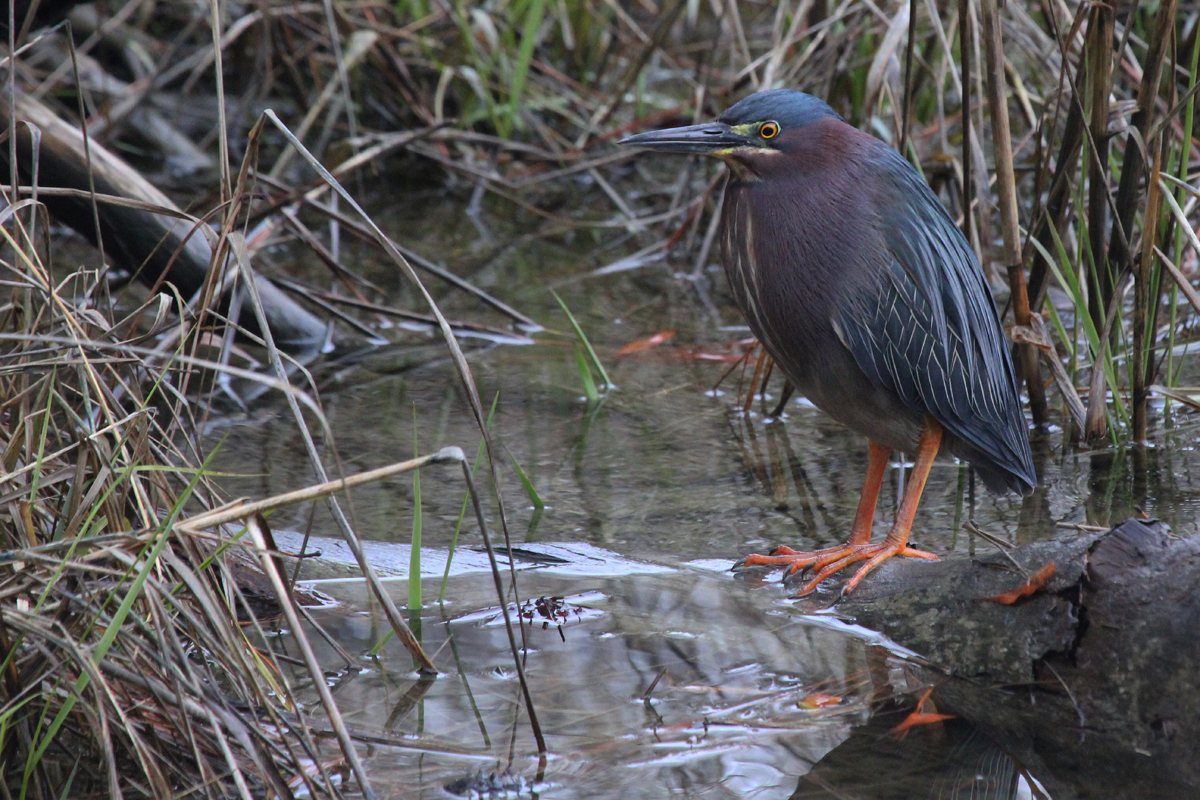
[1027,238,1076,362]
[22,454,212,794]
[507,446,544,509]
[501,0,547,138]
[1167,30,1200,398]
[1040,220,1127,423]
[574,344,599,403]
[551,288,612,389]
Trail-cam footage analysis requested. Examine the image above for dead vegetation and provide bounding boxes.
[1,0,1199,797]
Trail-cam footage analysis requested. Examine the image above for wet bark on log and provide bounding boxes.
[787,519,1200,798]
[1,90,326,350]
[804,529,1102,684]
[816,519,1198,682]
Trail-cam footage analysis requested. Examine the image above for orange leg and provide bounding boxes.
[847,440,890,546]
[741,420,943,597]
[743,442,889,573]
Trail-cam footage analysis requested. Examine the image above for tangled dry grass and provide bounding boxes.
[2,0,1200,797]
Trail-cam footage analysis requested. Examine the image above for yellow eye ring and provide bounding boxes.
[760,121,780,139]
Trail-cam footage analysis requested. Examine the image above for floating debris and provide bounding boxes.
[444,770,530,799]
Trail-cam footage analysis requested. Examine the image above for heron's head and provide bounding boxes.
[620,90,842,175]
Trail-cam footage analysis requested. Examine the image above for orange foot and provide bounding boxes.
[742,540,937,597]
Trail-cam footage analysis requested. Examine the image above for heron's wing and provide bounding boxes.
[834,149,1035,492]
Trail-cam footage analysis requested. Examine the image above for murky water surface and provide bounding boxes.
[302,570,902,799]
[215,186,1200,798]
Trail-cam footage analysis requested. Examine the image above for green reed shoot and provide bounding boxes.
[551,288,611,397]
[20,461,209,795]
[1167,31,1200,400]
[502,0,547,138]
[508,445,544,510]
[574,344,599,403]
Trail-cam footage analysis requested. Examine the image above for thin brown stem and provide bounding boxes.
[979,0,1047,424]
[1133,137,1164,442]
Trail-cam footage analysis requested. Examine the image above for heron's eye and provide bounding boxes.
[759,121,780,139]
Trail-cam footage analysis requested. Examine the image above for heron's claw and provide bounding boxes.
[741,540,937,597]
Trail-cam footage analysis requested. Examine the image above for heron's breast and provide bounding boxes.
[723,175,877,337]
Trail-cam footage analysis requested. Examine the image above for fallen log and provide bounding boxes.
[801,519,1198,686]
[1,89,326,350]
[774,518,1200,798]
[794,528,1102,684]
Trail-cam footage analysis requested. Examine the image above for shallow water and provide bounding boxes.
[299,569,895,799]
[213,185,1200,798]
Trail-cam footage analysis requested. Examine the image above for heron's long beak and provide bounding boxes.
[619,122,751,155]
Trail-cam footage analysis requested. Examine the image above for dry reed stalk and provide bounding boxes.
[1084,3,1114,341]
[1108,0,1178,275]
[1084,274,1131,443]
[1024,97,1084,311]
[260,109,547,751]
[218,134,437,674]
[899,0,917,155]
[1133,137,1164,441]
[245,517,376,798]
[1023,0,1090,312]
[957,0,974,243]
[183,448,465,531]
[1113,0,1178,440]
[0,238,357,796]
[979,0,1047,425]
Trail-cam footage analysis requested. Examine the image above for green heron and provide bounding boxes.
[622,90,1036,596]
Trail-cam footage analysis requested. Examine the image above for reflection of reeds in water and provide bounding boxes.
[297,569,894,797]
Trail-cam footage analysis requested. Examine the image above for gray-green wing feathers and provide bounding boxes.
[835,149,1036,494]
